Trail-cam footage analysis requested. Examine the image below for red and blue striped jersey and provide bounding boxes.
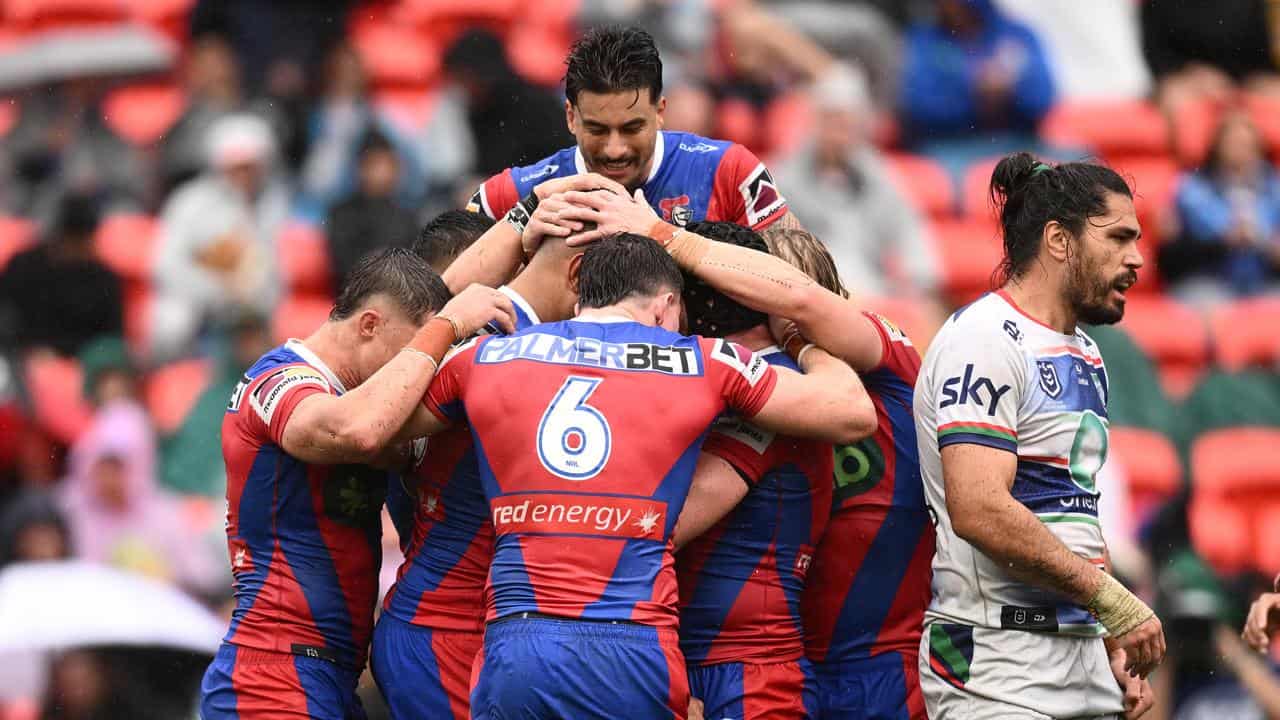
[382,287,541,631]
[803,313,935,663]
[221,340,385,669]
[677,348,834,665]
[469,131,788,231]
[423,318,779,626]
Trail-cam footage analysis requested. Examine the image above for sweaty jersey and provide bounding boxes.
[914,291,1110,637]
[468,131,789,230]
[678,348,833,666]
[221,340,385,668]
[424,318,780,626]
[382,287,541,632]
[804,312,934,663]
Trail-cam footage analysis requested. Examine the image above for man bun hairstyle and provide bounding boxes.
[331,247,451,325]
[990,152,1132,285]
[578,233,683,310]
[564,26,663,106]
[682,222,769,337]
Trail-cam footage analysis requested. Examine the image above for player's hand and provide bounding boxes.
[1111,615,1165,679]
[559,188,661,246]
[438,283,517,337]
[521,193,585,258]
[1242,588,1280,652]
[1109,648,1154,719]
[533,172,626,201]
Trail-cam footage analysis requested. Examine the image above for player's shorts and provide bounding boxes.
[470,615,689,719]
[810,650,925,720]
[200,642,366,720]
[370,613,481,720]
[919,622,1123,719]
[688,658,817,720]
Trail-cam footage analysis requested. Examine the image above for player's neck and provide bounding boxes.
[577,303,642,324]
[508,271,573,323]
[300,324,363,389]
[1001,273,1077,335]
[723,325,774,352]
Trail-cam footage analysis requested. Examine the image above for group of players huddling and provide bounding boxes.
[199,26,1167,720]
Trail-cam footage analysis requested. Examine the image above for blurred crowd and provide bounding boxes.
[1,0,1280,718]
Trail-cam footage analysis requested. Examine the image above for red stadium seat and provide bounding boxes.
[274,293,333,345]
[1107,427,1182,520]
[1118,296,1208,398]
[351,20,440,91]
[23,354,93,445]
[714,98,760,156]
[761,92,813,161]
[277,222,332,295]
[884,153,955,217]
[122,285,153,357]
[0,216,36,270]
[1110,156,1179,238]
[1039,100,1171,159]
[1189,428,1280,574]
[102,83,186,147]
[929,218,1002,305]
[1242,93,1280,163]
[0,97,17,140]
[960,157,1001,221]
[1170,98,1224,168]
[127,0,193,42]
[144,357,212,434]
[94,213,157,281]
[374,88,441,133]
[5,0,130,30]
[1210,297,1280,371]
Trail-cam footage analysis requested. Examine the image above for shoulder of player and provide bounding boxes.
[440,335,485,369]
[509,146,578,186]
[663,130,733,159]
[933,294,1029,356]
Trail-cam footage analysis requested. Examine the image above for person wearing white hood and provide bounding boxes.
[151,113,291,362]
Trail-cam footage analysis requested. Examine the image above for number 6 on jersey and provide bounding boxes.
[537,376,612,480]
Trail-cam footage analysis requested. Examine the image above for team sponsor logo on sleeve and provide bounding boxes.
[1037,359,1063,398]
[678,141,719,153]
[226,375,250,412]
[870,312,912,345]
[518,163,559,184]
[939,363,1012,417]
[248,366,329,425]
[710,339,768,387]
[710,415,774,454]
[658,195,692,226]
[490,492,667,540]
[738,163,785,227]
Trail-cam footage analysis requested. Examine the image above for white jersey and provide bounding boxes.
[914,291,1110,638]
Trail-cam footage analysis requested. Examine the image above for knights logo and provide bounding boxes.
[659,195,691,226]
[1037,360,1063,399]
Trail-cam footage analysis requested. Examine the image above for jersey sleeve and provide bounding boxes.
[246,364,334,445]
[863,311,922,384]
[466,169,519,220]
[704,338,778,419]
[702,416,778,485]
[423,338,480,424]
[711,143,788,230]
[930,329,1025,454]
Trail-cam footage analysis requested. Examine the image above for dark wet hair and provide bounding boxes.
[564,26,662,106]
[990,152,1132,284]
[330,247,450,325]
[412,210,495,273]
[682,222,768,337]
[578,233,683,309]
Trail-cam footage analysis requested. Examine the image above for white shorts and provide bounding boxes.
[919,621,1123,719]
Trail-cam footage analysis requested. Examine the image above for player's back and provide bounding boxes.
[426,318,775,626]
[678,349,833,665]
[222,340,384,669]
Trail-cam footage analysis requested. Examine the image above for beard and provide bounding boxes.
[1066,252,1135,326]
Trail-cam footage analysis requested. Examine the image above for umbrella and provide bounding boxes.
[0,560,224,655]
[0,26,175,92]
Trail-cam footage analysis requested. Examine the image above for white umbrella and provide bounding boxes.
[0,561,224,655]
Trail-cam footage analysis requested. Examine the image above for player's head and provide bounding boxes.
[329,247,451,382]
[413,210,495,273]
[990,152,1142,326]
[681,222,768,337]
[576,233,683,331]
[564,26,665,191]
[762,227,849,298]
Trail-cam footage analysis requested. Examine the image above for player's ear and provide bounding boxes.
[567,252,584,295]
[1043,220,1071,264]
[565,100,576,135]
[656,96,666,128]
[357,308,382,339]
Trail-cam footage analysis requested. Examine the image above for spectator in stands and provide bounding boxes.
[1167,111,1280,306]
[0,489,70,568]
[774,64,939,300]
[324,130,419,287]
[897,0,1055,173]
[151,114,288,362]
[0,193,122,358]
[159,35,245,195]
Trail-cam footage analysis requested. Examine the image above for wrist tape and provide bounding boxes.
[1088,572,1155,638]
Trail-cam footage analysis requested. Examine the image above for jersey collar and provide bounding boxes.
[572,131,666,185]
[570,314,636,324]
[285,339,347,393]
[499,285,541,325]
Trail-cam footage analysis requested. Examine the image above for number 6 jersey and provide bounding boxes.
[423,317,779,627]
[913,291,1111,637]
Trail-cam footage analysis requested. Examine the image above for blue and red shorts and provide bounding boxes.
[810,651,925,720]
[370,613,481,720]
[200,643,365,720]
[688,658,818,720]
[470,615,689,719]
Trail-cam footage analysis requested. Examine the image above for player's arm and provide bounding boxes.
[744,345,877,445]
[278,286,516,464]
[557,190,883,370]
[672,452,751,550]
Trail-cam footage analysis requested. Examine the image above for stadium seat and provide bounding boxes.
[1189,428,1280,574]
[1110,156,1179,240]
[122,285,153,357]
[929,218,1002,305]
[274,293,333,344]
[23,354,93,445]
[1210,297,1280,371]
[94,213,157,281]
[1242,92,1280,162]
[715,98,760,156]
[761,92,813,162]
[1107,426,1182,520]
[128,0,193,42]
[102,83,186,147]
[277,222,332,295]
[0,216,36,270]
[351,20,440,91]
[144,357,212,434]
[960,157,1002,221]
[5,0,131,31]
[1116,296,1208,398]
[1039,100,1171,159]
[884,153,955,217]
[1170,98,1223,168]
[0,97,17,140]
[374,88,440,133]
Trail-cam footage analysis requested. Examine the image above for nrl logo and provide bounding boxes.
[1037,359,1062,398]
